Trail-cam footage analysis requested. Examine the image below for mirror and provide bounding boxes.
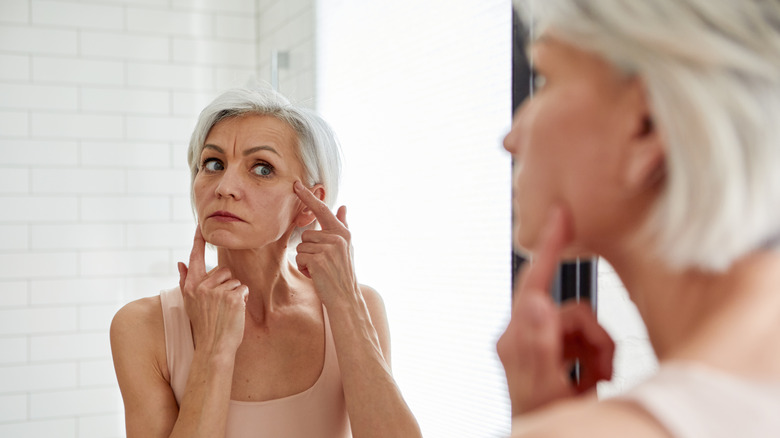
[0,1,511,436]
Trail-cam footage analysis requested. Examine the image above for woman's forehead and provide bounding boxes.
[204,115,298,156]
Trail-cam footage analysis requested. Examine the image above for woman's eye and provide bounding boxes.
[532,70,547,91]
[253,163,273,177]
[203,158,223,172]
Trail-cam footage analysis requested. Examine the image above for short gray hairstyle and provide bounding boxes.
[516,0,780,270]
[187,87,342,244]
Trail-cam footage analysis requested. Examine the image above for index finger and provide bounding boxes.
[187,226,207,279]
[518,207,572,297]
[293,181,341,229]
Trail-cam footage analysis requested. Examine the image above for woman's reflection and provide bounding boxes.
[498,0,780,436]
[110,87,421,438]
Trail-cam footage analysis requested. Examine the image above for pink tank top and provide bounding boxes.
[618,361,780,438]
[160,287,352,438]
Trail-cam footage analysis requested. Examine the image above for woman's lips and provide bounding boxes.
[208,210,244,222]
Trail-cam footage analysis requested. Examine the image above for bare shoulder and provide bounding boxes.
[359,284,385,315]
[110,295,168,380]
[358,284,392,365]
[111,296,164,342]
[358,284,388,331]
[513,398,672,438]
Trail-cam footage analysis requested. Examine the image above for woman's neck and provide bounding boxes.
[606,252,721,358]
[606,247,780,367]
[216,243,304,325]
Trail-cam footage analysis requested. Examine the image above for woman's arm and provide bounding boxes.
[110,297,180,437]
[111,228,248,438]
[293,181,422,438]
[328,284,422,438]
[111,296,239,438]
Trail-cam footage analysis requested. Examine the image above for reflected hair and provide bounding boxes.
[187,87,342,245]
[516,0,780,270]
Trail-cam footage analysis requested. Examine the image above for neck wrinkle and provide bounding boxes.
[217,242,302,326]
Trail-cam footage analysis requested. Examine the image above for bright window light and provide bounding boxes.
[317,1,513,436]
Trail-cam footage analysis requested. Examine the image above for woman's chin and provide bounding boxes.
[513,222,595,262]
[203,230,247,250]
[203,229,285,252]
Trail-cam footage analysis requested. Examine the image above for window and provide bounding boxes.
[316,1,513,436]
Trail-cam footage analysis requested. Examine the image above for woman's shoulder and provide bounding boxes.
[111,294,171,381]
[617,360,780,437]
[358,284,387,323]
[537,361,780,438]
[510,396,672,438]
[111,295,167,360]
[358,283,383,306]
[112,295,163,332]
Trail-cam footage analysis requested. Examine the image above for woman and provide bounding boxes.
[499,1,780,437]
[110,87,421,438]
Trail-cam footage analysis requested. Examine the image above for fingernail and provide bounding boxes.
[293,181,303,191]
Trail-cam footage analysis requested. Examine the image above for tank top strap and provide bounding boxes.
[159,286,194,405]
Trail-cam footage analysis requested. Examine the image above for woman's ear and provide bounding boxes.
[624,116,665,190]
[622,80,666,192]
[294,184,326,227]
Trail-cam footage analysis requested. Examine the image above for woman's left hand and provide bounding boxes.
[293,181,359,307]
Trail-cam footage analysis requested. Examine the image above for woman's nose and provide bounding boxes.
[504,104,528,156]
[215,167,242,199]
[503,118,522,155]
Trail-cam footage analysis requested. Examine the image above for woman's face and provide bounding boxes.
[193,114,310,250]
[504,35,651,253]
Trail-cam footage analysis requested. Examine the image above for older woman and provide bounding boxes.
[110,88,421,438]
[499,1,780,437]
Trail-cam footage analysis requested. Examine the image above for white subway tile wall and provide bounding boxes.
[256,0,316,107]
[0,54,31,81]
[0,0,299,435]
[33,58,126,86]
[1,0,29,24]
[0,110,29,137]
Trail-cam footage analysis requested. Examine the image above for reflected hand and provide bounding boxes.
[293,181,359,307]
[496,207,614,416]
[178,227,248,356]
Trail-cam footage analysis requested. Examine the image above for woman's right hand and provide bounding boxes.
[177,227,248,356]
[497,208,614,417]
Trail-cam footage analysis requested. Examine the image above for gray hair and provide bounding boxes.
[187,87,342,244]
[517,0,780,270]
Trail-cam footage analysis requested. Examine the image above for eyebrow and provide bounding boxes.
[244,145,280,157]
[202,144,281,157]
